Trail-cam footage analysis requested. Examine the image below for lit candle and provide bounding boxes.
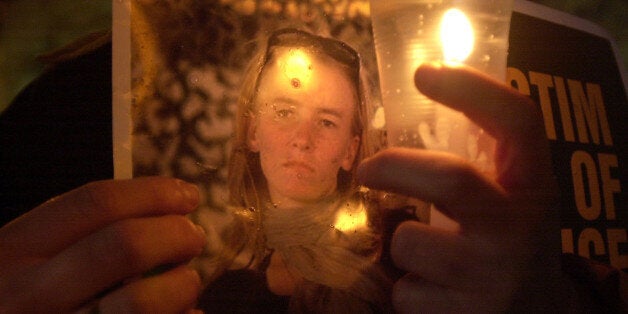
[440,8,474,63]
[370,0,515,228]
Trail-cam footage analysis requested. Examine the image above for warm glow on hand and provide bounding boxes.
[440,8,474,63]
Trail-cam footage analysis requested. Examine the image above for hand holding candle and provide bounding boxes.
[359,3,623,312]
[370,0,515,229]
[358,61,570,313]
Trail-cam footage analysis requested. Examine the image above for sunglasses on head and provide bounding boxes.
[265,28,360,72]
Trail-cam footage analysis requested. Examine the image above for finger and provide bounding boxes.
[0,177,200,260]
[98,266,201,314]
[414,63,553,190]
[390,221,485,288]
[11,215,205,313]
[358,147,507,223]
[414,62,543,144]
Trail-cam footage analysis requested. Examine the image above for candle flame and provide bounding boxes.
[440,8,474,63]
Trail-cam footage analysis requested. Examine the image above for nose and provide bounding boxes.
[291,120,315,151]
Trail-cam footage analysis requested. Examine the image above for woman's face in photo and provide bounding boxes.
[249,47,360,208]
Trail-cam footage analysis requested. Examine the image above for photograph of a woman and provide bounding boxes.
[189,27,393,313]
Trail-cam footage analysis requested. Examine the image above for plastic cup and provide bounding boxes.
[369,0,515,229]
[370,0,514,175]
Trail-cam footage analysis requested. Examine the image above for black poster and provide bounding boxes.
[507,3,627,271]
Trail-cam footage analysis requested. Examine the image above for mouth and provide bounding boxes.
[283,161,315,173]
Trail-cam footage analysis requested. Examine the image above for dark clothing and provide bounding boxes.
[197,251,290,313]
[561,253,628,313]
[0,35,113,226]
[198,268,290,313]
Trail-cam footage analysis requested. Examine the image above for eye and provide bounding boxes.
[272,105,294,119]
[275,109,294,119]
[320,119,337,128]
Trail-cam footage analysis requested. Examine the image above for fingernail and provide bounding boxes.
[177,180,200,211]
[194,223,206,238]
